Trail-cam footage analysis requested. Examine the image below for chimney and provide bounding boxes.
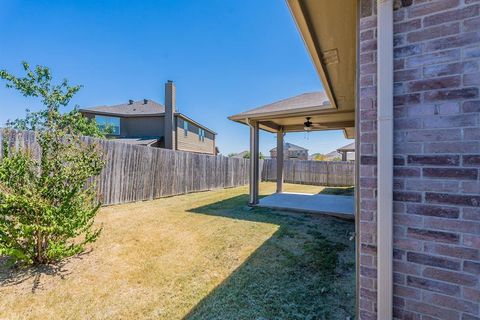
[128,99,134,105]
[164,80,176,150]
[143,99,148,104]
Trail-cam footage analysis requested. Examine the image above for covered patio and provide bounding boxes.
[228,90,356,218]
[229,0,357,219]
[257,192,354,220]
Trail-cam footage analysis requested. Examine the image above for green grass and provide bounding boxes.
[185,188,355,320]
[0,182,355,320]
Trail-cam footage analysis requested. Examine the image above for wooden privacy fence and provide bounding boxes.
[262,159,355,187]
[0,130,254,206]
[0,130,354,206]
[93,139,256,205]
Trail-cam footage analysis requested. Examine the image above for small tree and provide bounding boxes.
[313,153,327,161]
[0,62,105,265]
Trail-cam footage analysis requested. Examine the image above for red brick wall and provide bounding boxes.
[358,1,379,318]
[359,0,480,319]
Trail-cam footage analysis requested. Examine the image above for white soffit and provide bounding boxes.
[287,0,357,113]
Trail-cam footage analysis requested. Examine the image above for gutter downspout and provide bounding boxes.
[377,1,394,319]
[355,0,361,318]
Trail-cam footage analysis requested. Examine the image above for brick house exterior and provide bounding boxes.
[231,0,479,317]
[359,0,480,319]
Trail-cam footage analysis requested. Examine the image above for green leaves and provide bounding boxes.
[0,62,105,266]
[0,61,81,110]
[1,62,105,138]
[0,130,104,266]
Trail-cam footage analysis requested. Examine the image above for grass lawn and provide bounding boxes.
[0,182,355,320]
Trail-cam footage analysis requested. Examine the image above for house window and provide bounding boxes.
[95,115,120,135]
[183,121,188,136]
[199,128,205,142]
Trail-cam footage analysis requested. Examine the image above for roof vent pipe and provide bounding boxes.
[128,99,134,105]
[143,99,148,104]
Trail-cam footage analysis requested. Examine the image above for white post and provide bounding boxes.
[377,0,394,319]
[248,120,260,205]
[276,127,284,193]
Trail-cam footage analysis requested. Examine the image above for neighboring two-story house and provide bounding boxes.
[79,81,217,155]
[270,143,309,160]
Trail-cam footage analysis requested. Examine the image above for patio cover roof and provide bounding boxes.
[229,91,355,138]
[337,142,355,153]
[287,0,357,113]
[229,0,357,139]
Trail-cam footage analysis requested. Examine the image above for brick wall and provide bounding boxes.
[358,1,379,318]
[359,0,480,319]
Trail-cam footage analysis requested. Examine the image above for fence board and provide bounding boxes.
[262,159,354,187]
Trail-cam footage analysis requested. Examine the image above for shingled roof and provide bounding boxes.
[270,142,308,152]
[79,100,165,116]
[229,92,330,119]
[80,99,217,134]
[336,142,355,152]
[228,91,355,138]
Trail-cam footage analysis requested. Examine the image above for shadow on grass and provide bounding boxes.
[184,194,356,320]
[319,187,355,196]
[0,249,91,293]
[0,260,69,293]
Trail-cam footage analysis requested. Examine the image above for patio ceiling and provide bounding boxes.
[229,0,357,139]
[287,0,358,113]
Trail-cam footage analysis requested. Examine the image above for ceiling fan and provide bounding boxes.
[303,117,328,131]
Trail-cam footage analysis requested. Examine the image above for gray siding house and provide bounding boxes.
[270,143,309,160]
[79,81,217,155]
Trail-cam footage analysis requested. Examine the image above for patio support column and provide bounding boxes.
[276,127,284,193]
[248,119,260,205]
[341,151,347,161]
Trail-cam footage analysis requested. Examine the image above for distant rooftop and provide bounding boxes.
[231,150,250,158]
[80,99,216,134]
[113,137,160,146]
[325,150,341,157]
[79,99,164,116]
[270,142,308,152]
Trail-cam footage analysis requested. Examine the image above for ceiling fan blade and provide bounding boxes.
[311,123,328,129]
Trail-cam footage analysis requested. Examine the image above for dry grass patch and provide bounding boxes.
[0,182,355,319]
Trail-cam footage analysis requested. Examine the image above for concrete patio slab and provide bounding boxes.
[257,192,355,220]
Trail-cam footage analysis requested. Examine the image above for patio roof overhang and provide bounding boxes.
[229,0,357,139]
[287,0,358,113]
[228,92,356,139]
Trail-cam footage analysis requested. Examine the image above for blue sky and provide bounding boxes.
[0,0,351,155]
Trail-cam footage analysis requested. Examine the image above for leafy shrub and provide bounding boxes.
[0,62,105,265]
